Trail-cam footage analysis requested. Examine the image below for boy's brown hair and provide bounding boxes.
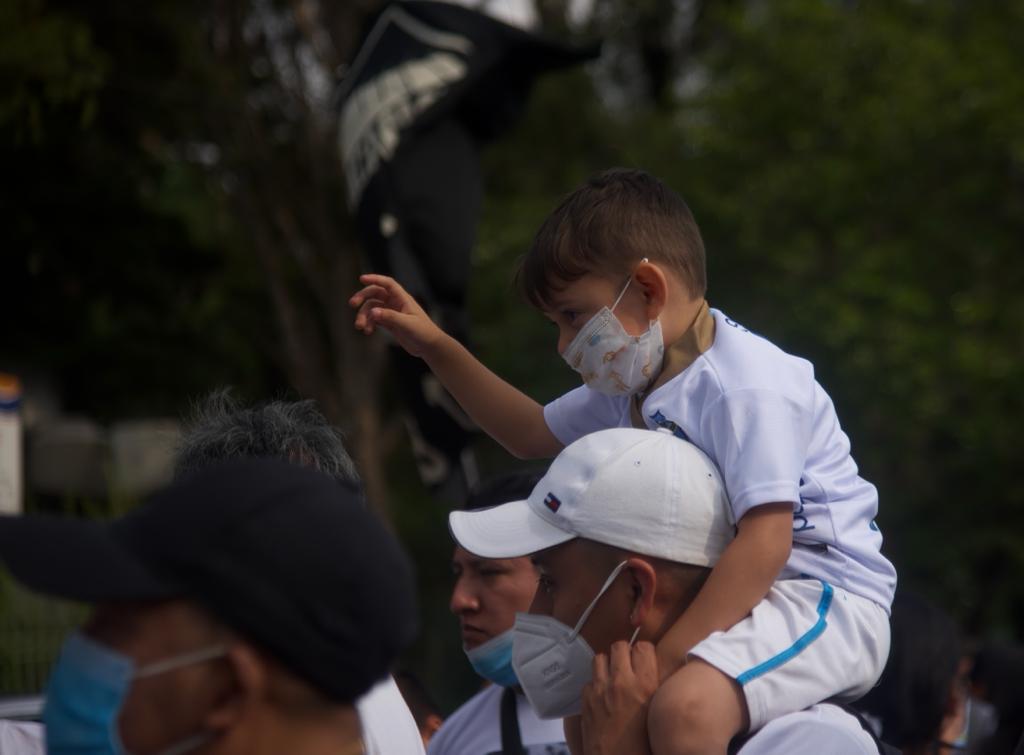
[517,168,707,309]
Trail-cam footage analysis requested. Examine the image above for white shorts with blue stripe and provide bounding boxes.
[688,578,891,732]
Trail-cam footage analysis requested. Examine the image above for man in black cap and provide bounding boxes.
[173,390,426,755]
[0,458,417,755]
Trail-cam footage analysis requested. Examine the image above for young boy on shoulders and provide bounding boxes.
[350,168,896,754]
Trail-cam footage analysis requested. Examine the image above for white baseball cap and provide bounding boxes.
[449,428,735,566]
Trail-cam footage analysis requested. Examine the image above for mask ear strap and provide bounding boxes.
[622,549,647,643]
[610,278,632,312]
[628,574,645,646]
[153,731,216,755]
[135,645,227,679]
[610,258,650,313]
[570,560,630,638]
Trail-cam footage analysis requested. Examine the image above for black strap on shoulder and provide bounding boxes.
[500,686,524,755]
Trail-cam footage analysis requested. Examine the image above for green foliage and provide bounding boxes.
[653,0,1024,633]
[1,1,281,420]
[0,0,108,143]
[0,573,86,694]
[476,0,1024,635]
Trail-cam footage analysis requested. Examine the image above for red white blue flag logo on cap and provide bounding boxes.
[543,492,561,512]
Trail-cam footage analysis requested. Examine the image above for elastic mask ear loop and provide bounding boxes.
[134,645,227,679]
[628,573,644,646]
[135,646,228,755]
[610,278,632,313]
[569,560,630,640]
[610,258,650,315]
[154,731,216,755]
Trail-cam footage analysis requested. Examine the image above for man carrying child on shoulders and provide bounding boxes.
[352,168,896,753]
[449,428,891,754]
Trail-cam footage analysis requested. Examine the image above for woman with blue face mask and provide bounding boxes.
[427,472,571,755]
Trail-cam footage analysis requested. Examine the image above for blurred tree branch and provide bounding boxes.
[199,0,398,515]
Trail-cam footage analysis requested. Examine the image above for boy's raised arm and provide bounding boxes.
[350,274,563,460]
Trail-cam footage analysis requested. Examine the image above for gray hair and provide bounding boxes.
[175,390,359,485]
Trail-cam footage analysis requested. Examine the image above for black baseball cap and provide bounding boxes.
[0,458,417,704]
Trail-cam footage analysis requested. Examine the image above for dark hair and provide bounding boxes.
[517,168,707,310]
[393,670,443,730]
[971,641,1024,755]
[175,389,359,484]
[464,469,546,511]
[854,590,962,748]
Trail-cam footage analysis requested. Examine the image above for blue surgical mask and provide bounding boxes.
[464,629,518,687]
[43,631,226,755]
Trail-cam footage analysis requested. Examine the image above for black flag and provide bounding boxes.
[338,1,597,501]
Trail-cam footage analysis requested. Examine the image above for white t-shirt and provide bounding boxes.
[427,684,568,755]
[740,703,879,754]
[544,307,896,611]
[0,721,44,755]
[358,676,426,755]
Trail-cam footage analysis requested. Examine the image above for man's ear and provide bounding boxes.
[626,557,657,626]
[633,260,668,321]
[203,643,266,732]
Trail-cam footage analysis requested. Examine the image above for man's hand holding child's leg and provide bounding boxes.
[581,641,660,755]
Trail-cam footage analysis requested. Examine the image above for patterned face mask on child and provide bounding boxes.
[561,264,665,396]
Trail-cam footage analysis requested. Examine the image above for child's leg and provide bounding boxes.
[675,579,890,739]
[647,658,748,755]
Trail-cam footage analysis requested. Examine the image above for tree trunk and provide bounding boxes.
[204,0,398,517]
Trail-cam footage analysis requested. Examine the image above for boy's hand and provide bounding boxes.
[349,274,446,358]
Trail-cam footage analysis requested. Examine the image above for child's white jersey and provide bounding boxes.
[543,306,897,611]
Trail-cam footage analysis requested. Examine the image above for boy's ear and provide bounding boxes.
[633,261,668,321]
